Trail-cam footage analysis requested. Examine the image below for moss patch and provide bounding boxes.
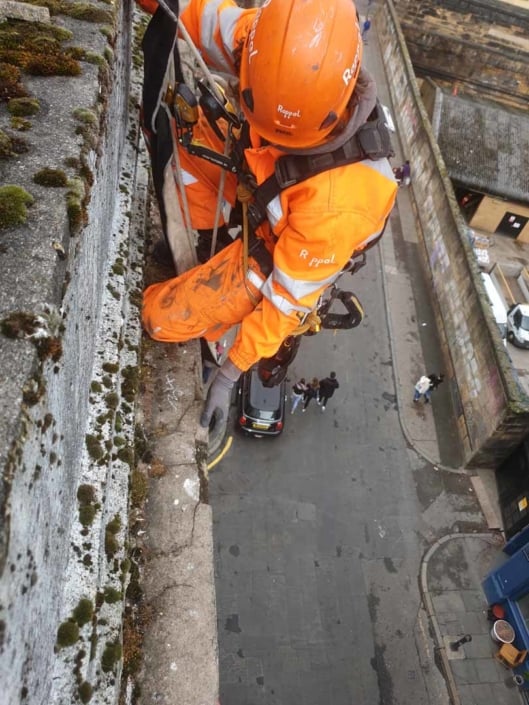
[121,365,139,403]
[78,681,93,703]
[0,185,33,228]
[33,168,67,187]
[10,116,32,131]
[130,469,147,508]
[0,311,38,338]
[105,514,121,558]
[0,19,80,77]
[103,586,122,603]
[56,620,79,648]
[66,177,86,233]
[0,128,29,159]
[6,96,39,117]
[77,483,96,505]
[73,598,93,627]
[101,641,122,673]
[35,336,62,362]
[73,107,98,125]
[85,434,104,461]
[0,61,26,100]
[22,377,46,406]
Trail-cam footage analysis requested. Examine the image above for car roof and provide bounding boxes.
[247,368,282,411]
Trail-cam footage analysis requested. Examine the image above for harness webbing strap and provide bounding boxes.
[247,103,394,230]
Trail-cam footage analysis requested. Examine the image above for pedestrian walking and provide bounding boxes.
[428,372,445,391]
[361,17,371,41]
[290,377,308,414]
[413,375,432,404]
[302,378,320,412]
[401,160,411,186]
[318,372,340,411]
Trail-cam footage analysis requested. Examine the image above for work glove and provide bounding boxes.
[200,358,242,428]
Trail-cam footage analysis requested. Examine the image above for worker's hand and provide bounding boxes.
[200,358,242,428]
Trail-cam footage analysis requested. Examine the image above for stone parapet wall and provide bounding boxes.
[395,0,529,111]
[0,1,147,702]
[378,1,529,468]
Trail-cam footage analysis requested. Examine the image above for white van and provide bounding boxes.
[481,273,507,340]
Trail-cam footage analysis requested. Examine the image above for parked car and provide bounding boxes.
[507,303,529,348]
[237,366,287,437]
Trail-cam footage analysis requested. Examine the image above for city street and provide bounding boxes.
[209,244,486,705]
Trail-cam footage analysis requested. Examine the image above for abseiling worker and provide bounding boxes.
[140,0,398,427]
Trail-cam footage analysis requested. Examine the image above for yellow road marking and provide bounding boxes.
[207,435,233,471]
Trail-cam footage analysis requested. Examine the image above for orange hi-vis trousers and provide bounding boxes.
[142,239,263,344]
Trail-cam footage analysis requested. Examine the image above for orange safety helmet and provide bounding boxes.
[239,0,363,149]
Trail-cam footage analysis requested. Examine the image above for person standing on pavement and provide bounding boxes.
[413,375,432,404]
[302,378,320,413]
[290,377,308,414]
[318,372,340,412]
[401,160,411,186]
[361,16,371,41]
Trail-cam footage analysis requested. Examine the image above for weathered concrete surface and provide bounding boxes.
[0,2,148,703]
[137,337,218,705]
[1,1,220,703]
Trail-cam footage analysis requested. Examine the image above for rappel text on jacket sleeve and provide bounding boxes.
[299,249,336,268]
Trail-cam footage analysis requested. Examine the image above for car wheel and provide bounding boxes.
[507,331,515,343]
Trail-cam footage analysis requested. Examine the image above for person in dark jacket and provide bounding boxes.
[302,378,320,412]
[318,372,340,411]
[428,373,444,391]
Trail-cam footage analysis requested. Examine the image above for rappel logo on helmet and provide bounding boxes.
[343,45,362,87]
[246,0,270,65]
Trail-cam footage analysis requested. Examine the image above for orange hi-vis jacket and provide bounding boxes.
[142,0,398,372]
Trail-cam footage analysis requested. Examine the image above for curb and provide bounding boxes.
[377,201,469,476]
[419,532,504,705]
